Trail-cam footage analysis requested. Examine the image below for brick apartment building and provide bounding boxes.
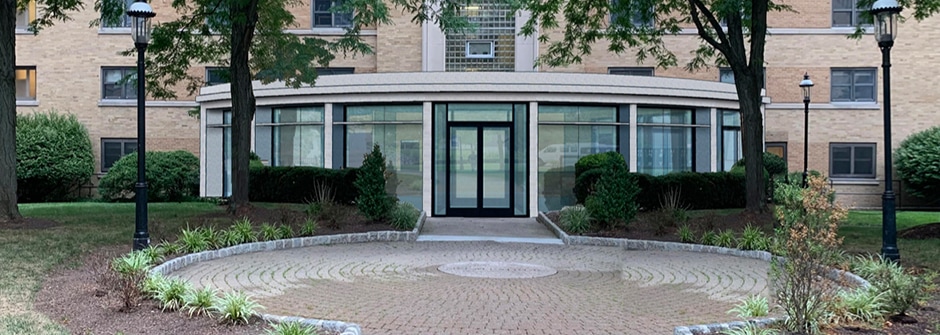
[15,0,940,213]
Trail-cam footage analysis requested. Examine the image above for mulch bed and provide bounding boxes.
[33,203,390,335]
[899,222,940,240]
[544,208,778,242]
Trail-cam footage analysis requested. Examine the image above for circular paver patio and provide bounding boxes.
[170,241,769,335]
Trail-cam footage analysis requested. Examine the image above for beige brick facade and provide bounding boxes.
[17,0,940,207]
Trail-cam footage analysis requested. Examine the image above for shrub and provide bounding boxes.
[733,152,788,176]
[716,230,737,248]
[227,217,257,245]
[389,202,420,230]
[700,230,718,245]
[771,175,847,334]
[276,224,294,239]
[573,151,625,204]
[559,205,592,234]
[723,295,777,335]
[635,172,746,211]
[183,285,220,317]
[249,166,358,204]
[737,224,766,251]
[896,126,940,200]
[99,150,199,202]
[213,291,263,324]
[265,321,321,335]
[584,158,639,229]
[354,144,395,221]
[140,244,166,265]
[15,110,95,202]
[111,251,153,310]
[142,273,170,299]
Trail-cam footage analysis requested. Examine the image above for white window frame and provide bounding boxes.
[15,66,37,101]
[465,40,495,59]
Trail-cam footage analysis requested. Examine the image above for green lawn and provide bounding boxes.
[0,202,226,335]
[840,210,940,271]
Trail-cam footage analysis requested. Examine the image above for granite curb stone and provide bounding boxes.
[150,211,427,335]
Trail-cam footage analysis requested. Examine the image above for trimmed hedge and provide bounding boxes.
[573,151,627,204]
[16,111,95,202]
[248,166,359,204]
[633,171,746,211]
[896,126,940,200]
[98,150,200,202]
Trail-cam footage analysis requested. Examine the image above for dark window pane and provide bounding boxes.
[314,13,333,26]
[854,86,875,101]
[832,160,852,175]
[854,71,875,84]
[832,86,852,101]
[833,0,854,10]
[832,147,852,160]
[831,71,851,85]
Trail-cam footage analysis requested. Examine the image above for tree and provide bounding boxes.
[126,0,387,213]
[1,0,88,222]
[513,0,940,213]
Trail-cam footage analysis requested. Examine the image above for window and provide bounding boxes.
[833,0,868,27]
[830,143,876,178]
[205,67,230,86]
[262,107,325,167]
[101,138,137,172]
[16,0,35,30]
[719,67,766,88]
[466,41,495,58]
[344,105,423,209]
[831,68,876,102]
[15,66,37,100]
[102,0,134,28]
[610,0,654,27]
[608,67,654,76]
[636,107,711,176]
[720,110,742,171]
[102,67,137,100]
[766,142,787,160]
[316,67,355,75]
[313,0,352,27]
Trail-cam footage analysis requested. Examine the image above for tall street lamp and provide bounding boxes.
[128,1,155,251]
[799,73,814,188]
[871,0,902,262]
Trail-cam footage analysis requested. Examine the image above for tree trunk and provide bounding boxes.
[228,1,260,214]
[735,72,768,213]
[0,0,23,223]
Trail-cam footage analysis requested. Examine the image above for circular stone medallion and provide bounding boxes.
[438,261,557,279]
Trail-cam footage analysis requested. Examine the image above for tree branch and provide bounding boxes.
[687,0,729,55]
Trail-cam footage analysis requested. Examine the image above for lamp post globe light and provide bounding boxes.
[871,0,902,262]
[799,73,813,188]
[127,1,155,251]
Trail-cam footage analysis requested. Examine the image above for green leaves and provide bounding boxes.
[15,110,95,202]
[896,126,940,200]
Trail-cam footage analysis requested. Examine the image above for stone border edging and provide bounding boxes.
[537,211,870,335]
[150,211,428,335]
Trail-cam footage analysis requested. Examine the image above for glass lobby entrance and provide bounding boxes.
[433,104,528,217]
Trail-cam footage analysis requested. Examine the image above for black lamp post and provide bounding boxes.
[871,0,902,262]
[799,73,814,188]
[128,1,155,251]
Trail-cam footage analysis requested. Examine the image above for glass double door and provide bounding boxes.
[447,123,513,217]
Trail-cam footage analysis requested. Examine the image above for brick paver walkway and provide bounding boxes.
[171,241,769,334]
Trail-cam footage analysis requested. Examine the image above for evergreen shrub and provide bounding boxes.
[248,166,358,204]
[16,110,95,202]
[99,150,199,202]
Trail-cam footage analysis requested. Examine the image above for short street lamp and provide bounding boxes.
[128,1,155,251]
[871,0,902,262]
[799,73,814,188]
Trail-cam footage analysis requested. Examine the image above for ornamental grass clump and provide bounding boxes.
[559,205,592,234]
[259,223,280,241]
[737,224,768,251]
[228,217,257,245]
[677,224,695,243]
[183,285,220,317]
[179,227,210,253]
[155,277,192,311]
[213,291,263,324]
[389,201,420,230]
[723,295,777,335]
[265,321,321,335]
[771,175,847,335]
[850,255,929,316]
[827,286,886,325]
[298,218,319,237]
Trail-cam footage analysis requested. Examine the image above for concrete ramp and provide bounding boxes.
[417,217,563,244]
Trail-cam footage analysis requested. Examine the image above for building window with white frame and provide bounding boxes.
[636,107,710,176]
[102,67,137,100]
[720,110,742,171]
[15,66,37,101]
[313,0,352,27]
[205,67,230,86]
[16,0,35,30]
[256,107,325,168]
[831,68,876,102]
[833,0,868,27]
[101,138,137,172]
[608,67,654,76]
[101,0,134,28]
[830,143,876,179]
[609,0,654,28]
[343,105,423,209]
